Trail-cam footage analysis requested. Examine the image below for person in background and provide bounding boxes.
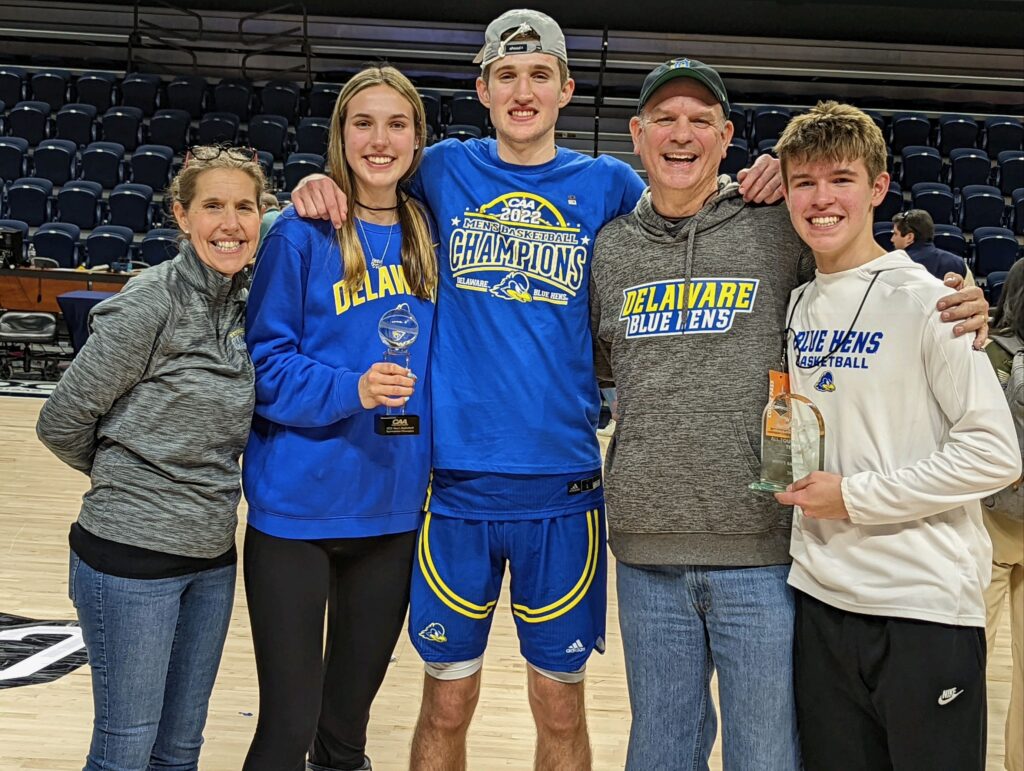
[984,258,1024,771]
[259,191,283,243]
[891,208,967,280]
[241,65,436,771]
[36,145,266,771]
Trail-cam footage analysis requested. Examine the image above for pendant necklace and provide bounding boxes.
[357,217,396,269]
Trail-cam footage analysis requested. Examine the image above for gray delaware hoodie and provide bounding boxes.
[591,181,813,567]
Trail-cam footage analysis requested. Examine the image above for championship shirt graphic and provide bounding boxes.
[619,278,759,338]
[448,192,589,306]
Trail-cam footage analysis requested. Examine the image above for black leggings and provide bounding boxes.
[242,525,417,771]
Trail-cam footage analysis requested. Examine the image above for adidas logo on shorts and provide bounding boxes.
[565,639,586,654]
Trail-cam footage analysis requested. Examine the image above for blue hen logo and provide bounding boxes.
[815,372,836,392]
[489,272,533,302]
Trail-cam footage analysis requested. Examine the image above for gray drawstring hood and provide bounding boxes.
[591,178,814,567]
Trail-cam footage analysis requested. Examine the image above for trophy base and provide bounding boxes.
[376,414,420,436]
[749,480,789,493]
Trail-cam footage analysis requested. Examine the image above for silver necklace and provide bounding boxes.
[356,217,396,269]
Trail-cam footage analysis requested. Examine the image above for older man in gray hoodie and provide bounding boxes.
[590,59,989,770]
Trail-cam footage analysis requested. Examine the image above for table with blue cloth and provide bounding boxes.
[57,290,117,355]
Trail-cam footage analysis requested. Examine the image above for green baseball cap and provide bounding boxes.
[637,58,730,116]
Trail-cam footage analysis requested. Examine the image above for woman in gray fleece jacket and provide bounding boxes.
[36,147,267,771]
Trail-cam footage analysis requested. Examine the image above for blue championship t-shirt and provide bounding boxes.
[410,139,644,517]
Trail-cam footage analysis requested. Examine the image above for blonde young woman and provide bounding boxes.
[37,146,267,770]
[241,66,436,771]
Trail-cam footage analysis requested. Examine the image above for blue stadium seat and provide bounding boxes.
[166,75,208,119]
[75,72,117,114]
[752,105,791,143]
[81,141,125,189]
[308,83,342,118]
[148,108,191,154]
[33,139,78,186]
[9,100,51,145]
[900,145,942,188]
[57,180,103,229]
[248,114,290,160]
[0,66,27,108]
[32,222,80,268]
[729,106,749,140]
[55,102,98,147]
[0,219,30,261]
[256,151,275,184]
[197,111,240,145]
[101,105,143,151]
[891,112,931,153]
[120,73,162,116]
[214,78,253,121]
[139,228,179,267]
[873,222,894,251]
[864,110,886,136]
[721,139,749,178]
[972,226,1019,277]
[932,224,968,257]
[960,185,1005,232]
[7,177,54,226]
[444,124,482,141]
[296,116,329,157]
[937,114,978,156]
[911,182,955,225]
[450,93,489,133]
[986,270,1009,306]
[947,148,990,191]
[756,138,778,158]
[874,181,903,223]
[420,93,442,135]
[1012,188,1024,236]
[85,224,135,268]
[997,151,1024,196]
[984,117,1023,157]
[30,69,71,111]
[260,80,301,122]
[130,145,175,191]
[0,137,30,185]
[283,153,326,192]
[108,182,154,232]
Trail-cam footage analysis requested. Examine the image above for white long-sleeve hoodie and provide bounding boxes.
[785,250,1021,627]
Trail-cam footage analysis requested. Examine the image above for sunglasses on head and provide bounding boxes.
[184,145,259,166]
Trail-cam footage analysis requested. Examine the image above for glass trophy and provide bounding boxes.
[749,392,825,492]
[375,302,420,436]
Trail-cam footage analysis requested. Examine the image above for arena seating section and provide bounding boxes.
[0,6,1020,291]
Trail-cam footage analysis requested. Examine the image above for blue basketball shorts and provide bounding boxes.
[409,506,608,674]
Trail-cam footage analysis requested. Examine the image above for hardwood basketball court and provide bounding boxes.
[0,396,1014,769]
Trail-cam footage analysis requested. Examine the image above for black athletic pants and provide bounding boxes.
[795,590,987,771]
[242,525,418,771]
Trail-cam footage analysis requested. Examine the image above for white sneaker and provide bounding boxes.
[596,419,616,437]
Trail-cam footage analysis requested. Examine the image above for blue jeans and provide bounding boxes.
[616,562,800,771]
[69,551,235,771]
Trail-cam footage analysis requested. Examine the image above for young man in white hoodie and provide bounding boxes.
[773,101,1022,771]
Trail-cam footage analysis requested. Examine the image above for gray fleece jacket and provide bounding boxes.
[591,181,813,567]
[37,243,254,558]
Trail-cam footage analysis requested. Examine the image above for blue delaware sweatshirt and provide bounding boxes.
[243,208,435,539]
